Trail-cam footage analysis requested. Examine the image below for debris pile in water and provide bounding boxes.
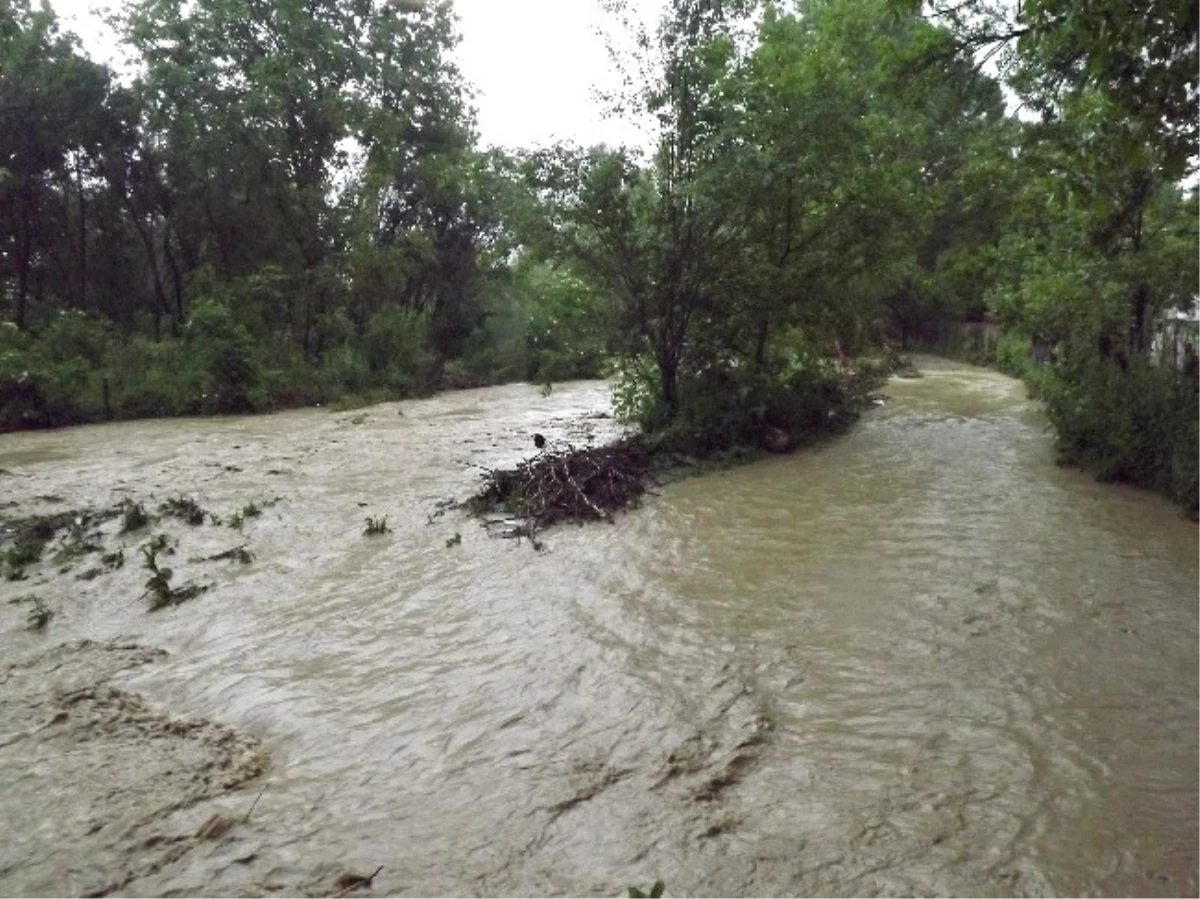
[469,439,655,541]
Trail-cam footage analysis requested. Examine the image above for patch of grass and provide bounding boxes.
[159,496,207,526]
[120,501,150,533]
[329,390,390,413]
[364,515,390,536]
[2,539,45,581]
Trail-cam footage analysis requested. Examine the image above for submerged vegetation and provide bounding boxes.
[0,496,261,617]
[628,881,666,899]
[363,516,391,537]
[160,496,207,526]
[120,502,150,534]
[0,0,1195,508]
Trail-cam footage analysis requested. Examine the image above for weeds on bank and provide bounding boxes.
[364,516,390,536]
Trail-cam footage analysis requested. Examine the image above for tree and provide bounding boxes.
[121,0,473,350]
[0,1,118,328]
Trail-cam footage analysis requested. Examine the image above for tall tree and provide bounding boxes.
[0,1,117,328]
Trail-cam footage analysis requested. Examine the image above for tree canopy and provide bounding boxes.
[1,0,1195,508]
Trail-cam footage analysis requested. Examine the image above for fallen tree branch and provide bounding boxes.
[467,439,654,542]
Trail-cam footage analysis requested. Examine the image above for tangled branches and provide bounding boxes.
[469,439,655,542]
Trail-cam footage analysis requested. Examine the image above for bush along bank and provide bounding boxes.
[935,329,1199,519]
[0,305,609,433]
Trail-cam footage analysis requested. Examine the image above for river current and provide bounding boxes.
[1,356,1195,896]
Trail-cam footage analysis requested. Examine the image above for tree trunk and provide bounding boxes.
[1130,283,1149,355]
[753,316,771,368]
[657,344,680,422]
[123,197,173,329]
[1129,208,1147,355]
[15,186,35,329]
[76,157,88,309]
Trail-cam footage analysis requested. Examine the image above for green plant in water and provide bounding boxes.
[26,598,54,631]
[226,500,264,532]
[445,532,462,547]
[628,881,665,898]
[202,544,255,565]
[101,549,125,570]
[53,534,100,565]
[140,534,179,610]
[364,516,390,536]
[121,501,150,533]
[2,539,45,581]
[141,555,207,610]
[159,496,207,526]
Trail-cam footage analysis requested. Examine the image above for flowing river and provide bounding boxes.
[1,357,1196,897]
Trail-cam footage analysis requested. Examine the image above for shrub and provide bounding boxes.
[614,354,846,458]
[995,331,1033,377]
[362,309,434,392]
[260,343,329,408]
[1170,401,1199,514]
[186,299,263,413]
[1035,350,1198,513]
[106,337,203,419]
[38,312,113,368]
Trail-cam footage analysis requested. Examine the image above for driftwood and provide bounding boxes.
[469,439,654,542]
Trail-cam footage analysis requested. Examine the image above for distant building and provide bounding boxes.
[1151,298,1200,370]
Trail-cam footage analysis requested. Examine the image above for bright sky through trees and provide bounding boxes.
[48,0,663,151]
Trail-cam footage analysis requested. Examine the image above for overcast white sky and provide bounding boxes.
[47,0,663,151]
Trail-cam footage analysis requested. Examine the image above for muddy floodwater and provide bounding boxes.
[1,357,1196,897]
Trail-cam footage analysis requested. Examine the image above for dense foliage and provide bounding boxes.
[1,0,1195,507]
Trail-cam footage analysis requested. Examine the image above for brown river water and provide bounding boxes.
[0,356,1196,897]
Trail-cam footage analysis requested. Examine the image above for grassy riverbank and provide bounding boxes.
[0,308,582,434]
